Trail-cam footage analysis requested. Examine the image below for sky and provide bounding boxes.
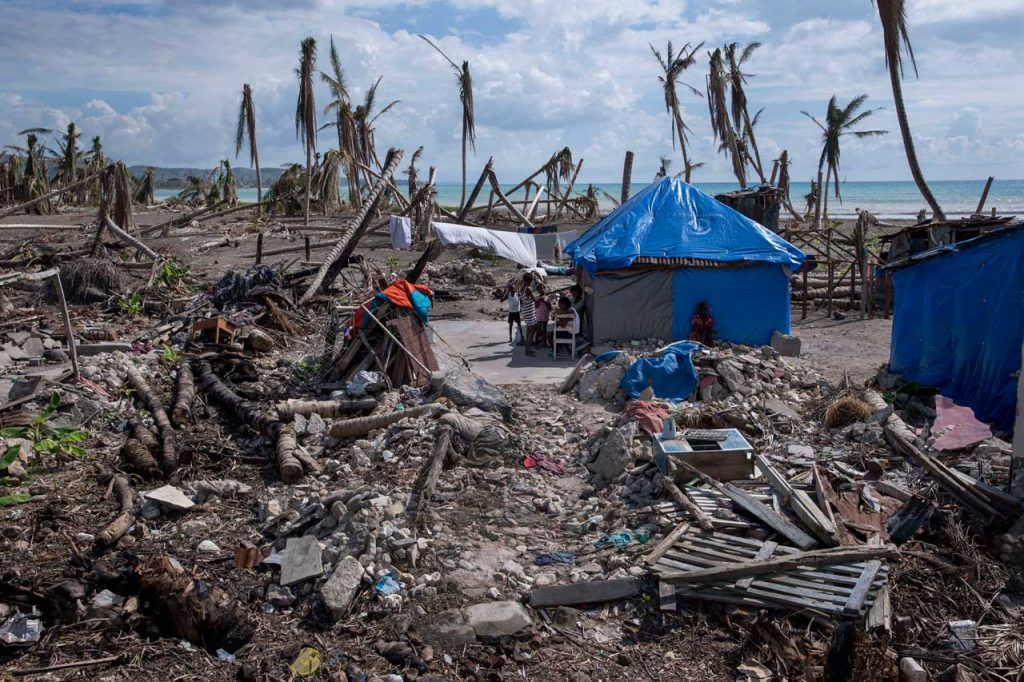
[1,0,1022,184]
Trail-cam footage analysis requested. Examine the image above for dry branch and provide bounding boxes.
[328,403,442,439]
[102,216,158,260]
[97,474,135,546]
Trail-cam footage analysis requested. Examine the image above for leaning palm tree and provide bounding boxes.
[320,36,362,208]
[650,41,704,182]
[802,94,887,227]
[419,35,476,210]
[295,37,318,225]
[872,0,945,222]
[724,42,766,184]
[235,83,263,211]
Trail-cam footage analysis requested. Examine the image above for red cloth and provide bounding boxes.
[352,278,433,329]
[625,400,672,437]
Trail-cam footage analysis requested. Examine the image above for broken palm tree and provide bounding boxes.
[125,364,178,474]
[195,359,304,484]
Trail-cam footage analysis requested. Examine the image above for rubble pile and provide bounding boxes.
[425,258,497,299]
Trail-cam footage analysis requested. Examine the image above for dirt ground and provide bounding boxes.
[0,205,1015,682]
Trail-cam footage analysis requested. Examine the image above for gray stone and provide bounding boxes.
[465,600,534,639]
[320,555,364,620]
[279,536,324,586]
[292,413,308,436]
[596,365,626,401]
[770,330,801,357]
[787,444,814,460]
[578,369,601,402]
[416,609,476,646]
[266,584,296,608]
[197,540,220,553]
[145,485,194,511]
[585,423,635,486]
[717,361,748,393]
[763,397,800,421]
[21,337,44,358]
[307,413,327,436]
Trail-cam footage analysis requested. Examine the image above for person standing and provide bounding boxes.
[501,282,523,343]
[534,292,551,350]
[519,273,537,356]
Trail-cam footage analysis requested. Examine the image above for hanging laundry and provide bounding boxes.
[389,215,412,250]
[431,221,538,267]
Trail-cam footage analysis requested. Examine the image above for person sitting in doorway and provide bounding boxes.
[689,301,714,346]
[553,295,580,342]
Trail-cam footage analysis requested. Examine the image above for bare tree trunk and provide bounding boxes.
[457,158,493,222]
[304,143,312,226]
[460,123,467,211]
[254,146,262,216]
[620,151,634,203]
[887,57,945,222]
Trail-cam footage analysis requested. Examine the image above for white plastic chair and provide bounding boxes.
[552,313,577,360]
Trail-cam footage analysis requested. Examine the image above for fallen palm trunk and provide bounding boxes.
[370,391,400,416]
[122,438,160,478]
[195,360,303,483]
[275,397,377,419]
[128,419,160,453]
[658,544,898,584]
[328,403,442,439]
[138,200,228,236]
[884,413,1001,518]
[172,360,195,426]
[101,216,158,260]
[97,473,135,546]
[125,365,177,473]
[456,158,493,222]
[487,170,534,228]
[299,148,404,303]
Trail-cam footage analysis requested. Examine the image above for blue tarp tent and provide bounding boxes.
[563,177,805,345]
[886,226,1024,432]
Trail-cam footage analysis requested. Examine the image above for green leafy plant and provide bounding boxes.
[157,258,190,289]
[161,343,180,365]
[117,292,144,316]
[0,493,30,507]
[0,392,89,460]
[386,255,400,271]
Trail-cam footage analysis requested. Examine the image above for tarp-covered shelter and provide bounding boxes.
[884,225,1024,432]
[563,177,805,345]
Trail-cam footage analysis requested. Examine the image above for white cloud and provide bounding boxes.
[0,0,1021,184]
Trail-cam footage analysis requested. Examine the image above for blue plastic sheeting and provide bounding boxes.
[620,342,702,402]
[670,263,791,345]
[564,177,804,273]
[889,228,1024,431]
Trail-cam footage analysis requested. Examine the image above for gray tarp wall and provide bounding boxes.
[583,269,674,342]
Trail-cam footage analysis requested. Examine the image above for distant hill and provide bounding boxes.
[127,165,284,189]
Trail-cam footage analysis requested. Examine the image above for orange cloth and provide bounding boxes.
[352,278,433,329]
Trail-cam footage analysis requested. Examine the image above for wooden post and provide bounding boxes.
[304,236,311,262]
[620,151,634,204]
[51,272,80,382]
[975,176,994,216]
[802,269,808,320]
[826,228,834,317]
[255,232,264,264]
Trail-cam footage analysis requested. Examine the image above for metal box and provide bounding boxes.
[653,428,755,482]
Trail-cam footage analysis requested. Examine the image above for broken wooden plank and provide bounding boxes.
[659,544,898,585]
[529,578,642,608]
[865,584,892,632]
[843,559,882,615]
[757,455,839,546]
[736,541,778,590]
[662,478,714,532]
[644,522,691,566]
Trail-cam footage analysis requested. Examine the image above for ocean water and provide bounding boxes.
[155,178,1024,220]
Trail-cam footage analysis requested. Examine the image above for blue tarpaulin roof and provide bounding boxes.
[564,177,805,273]
[888,226,1024,432]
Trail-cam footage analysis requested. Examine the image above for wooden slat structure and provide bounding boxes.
[651,527,888,617]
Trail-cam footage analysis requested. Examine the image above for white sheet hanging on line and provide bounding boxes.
[389,215,412,250]
[431,221,538,267]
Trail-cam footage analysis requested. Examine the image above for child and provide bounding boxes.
[501,282,522,343]
[689,301,714,346]
[518,273,537,356]
[534,292,551,348]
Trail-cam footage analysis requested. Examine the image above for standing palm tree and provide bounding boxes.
[320,36,362,208]
[54,122,82,203]
[419,35,476,210]
[352,77,400,178]
[295,37,317,225]
[707,48,746,188]
[83,136,106,205]
[235,84,263,212]
[651,41,704,182]
[724,42,766,184]
[872,0,945,222]
[802,94,887,226]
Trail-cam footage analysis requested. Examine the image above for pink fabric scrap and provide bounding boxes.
[932,395,992,451]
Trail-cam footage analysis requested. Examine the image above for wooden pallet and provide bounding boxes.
[652,528,887,617]
[652,484,774,530]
